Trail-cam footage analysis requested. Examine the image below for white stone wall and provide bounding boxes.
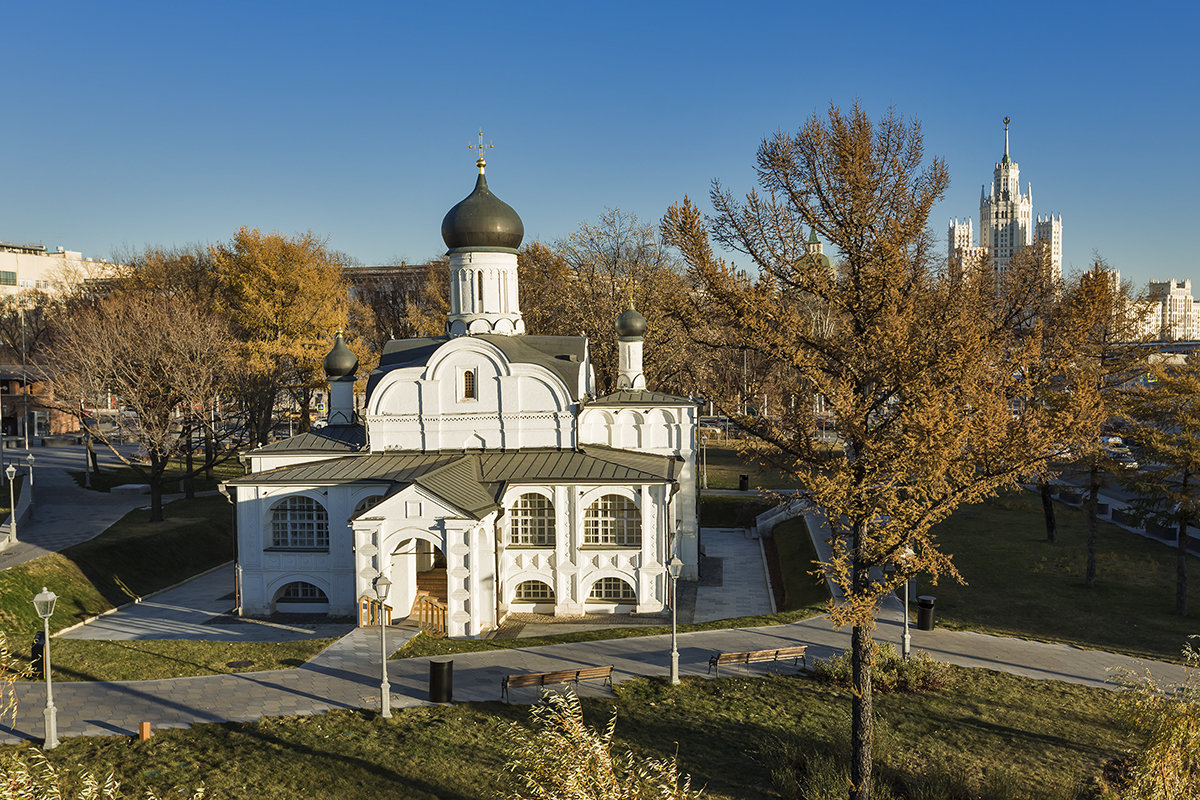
[366,337,577,451]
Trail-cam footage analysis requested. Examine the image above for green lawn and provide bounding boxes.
[2,638,335,683]
[9,668,1135,800]
[0,494,232,638]
[699,441,799,490]
[929,490,1200,662]
[699,494,776,527]
[772,516,828,611]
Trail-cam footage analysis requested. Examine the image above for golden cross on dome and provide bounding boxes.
[469,129,494,172]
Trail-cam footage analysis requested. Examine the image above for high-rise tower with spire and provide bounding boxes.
[948,118,1062,282]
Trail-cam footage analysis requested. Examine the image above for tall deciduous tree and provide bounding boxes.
[210,228,354,443]
[1122,355,1200,616]
[662,104,1093,800]
[1056,262,1148,587]
[519,210,693,396]
[50,293,235,521]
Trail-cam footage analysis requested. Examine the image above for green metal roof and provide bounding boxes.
[587,389,696,407]
[227,445,679,520]
[248,425,366,455]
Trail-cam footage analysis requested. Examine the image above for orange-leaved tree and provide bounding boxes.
[662,104,1096,800]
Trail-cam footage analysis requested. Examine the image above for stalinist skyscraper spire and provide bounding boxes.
[948,118,1062,282]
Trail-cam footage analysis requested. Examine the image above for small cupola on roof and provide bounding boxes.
[615,300,647,390]
[324,332,358,425]
[444,131,526,337]
[324,331,359,379]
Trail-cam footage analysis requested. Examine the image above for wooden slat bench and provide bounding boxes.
[707,645,808,677]
[501,665,615,701]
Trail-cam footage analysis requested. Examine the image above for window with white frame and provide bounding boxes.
[514,580,555,601]
[583,494,641,547]
[354,494,384,515]
[587,577,635,602]
[270,496,329,549]
[510,493,555,546]
[277,581,328,603]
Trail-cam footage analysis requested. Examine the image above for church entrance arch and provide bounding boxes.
[380,527,448,625]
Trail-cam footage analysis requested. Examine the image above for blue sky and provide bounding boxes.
[1,1,1195,287]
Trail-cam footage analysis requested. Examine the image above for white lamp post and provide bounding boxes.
[373,573,392,718]
[26,452,33,486]
[668,555,684,685]
[6,464,15,544]
[32,587,59,749]
[901,546,914,660]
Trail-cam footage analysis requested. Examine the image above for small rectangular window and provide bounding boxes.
[0,272,15,286]
[462,370,476,400]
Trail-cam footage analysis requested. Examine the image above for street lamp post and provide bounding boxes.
[32,587,59,749]
[373,574,392,718]
[668,555,684,685]
[901,547,914,660]
[6,464,15,545]
[26,452,33,486]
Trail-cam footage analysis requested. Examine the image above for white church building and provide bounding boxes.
[225,154,699,638]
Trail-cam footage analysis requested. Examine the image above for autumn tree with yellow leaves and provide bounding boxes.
[662,104,1097,800]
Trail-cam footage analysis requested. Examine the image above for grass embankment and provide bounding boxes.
[9,668,1135,800]
[930,490,1200,662]
[0,494,247,681]
[70,458,244,494]
[10,638,336,683]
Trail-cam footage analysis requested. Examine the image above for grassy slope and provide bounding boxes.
[0,495,233,638]
[929,490,1200,662]
[13,668,1134,800]
[772,516,829,611]
[700,441,799,490]
[69,460,244,494]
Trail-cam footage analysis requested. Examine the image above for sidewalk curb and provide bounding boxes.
[53,561,234,638]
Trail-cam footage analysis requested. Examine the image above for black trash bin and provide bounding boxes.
[916,596,936,631]
[738,474,749,491]
[30,631,45,678]
[429,658,453,703]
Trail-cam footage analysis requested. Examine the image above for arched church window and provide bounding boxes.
[277,581,328,603]
[462,370,476,400]
[478,271,484,304]
[354,494,384,515]
[510,493,555,546]
[514,580,555,601]
[583,494,641,547]
[270,496,329,550]
[587,577,635,602]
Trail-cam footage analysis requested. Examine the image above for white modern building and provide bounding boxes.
[948,118,1062,282]
[0,241,116,296]
[1140,279,1200,341]
[225,156,699,638]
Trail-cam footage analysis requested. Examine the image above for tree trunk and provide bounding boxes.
[1039,480,1057,543]
[204,425,214,480]
[1085,465,1098,588]
[183,421,195,499]
[1178,471,1190,617]
[298,389,312,434]
[148,453,165,523]
[850,622,874,800]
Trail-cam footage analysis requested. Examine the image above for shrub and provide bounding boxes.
[810,642,950,693]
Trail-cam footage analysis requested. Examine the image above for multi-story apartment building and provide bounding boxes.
[1141,279,1200,341]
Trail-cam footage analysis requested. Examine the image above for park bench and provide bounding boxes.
[707,645,808,677]
[501,665,614,701]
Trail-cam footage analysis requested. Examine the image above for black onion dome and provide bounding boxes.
[615,305,647,339]
[441,172,524,251]
[324,332,358,379]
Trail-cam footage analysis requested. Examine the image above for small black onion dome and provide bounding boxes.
[615,304,647,339]
[441,169,524,250]
[324,332,358,379]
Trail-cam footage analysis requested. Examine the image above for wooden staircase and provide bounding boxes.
[411,568,448,637]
